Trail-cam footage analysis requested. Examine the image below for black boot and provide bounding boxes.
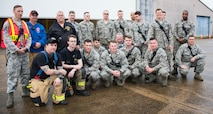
[76,90,90,96]
[171,68,178,75]
[168,74,176,81]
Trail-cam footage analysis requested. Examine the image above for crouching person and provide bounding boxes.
[120,35,142,83]
[140,38,169,86]
[100,40,130,87]
[60,34,89,96]
[81,39,100,90]
[29,37,67,106]
[175,35,205,81]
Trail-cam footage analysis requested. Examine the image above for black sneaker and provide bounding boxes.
[54,100,68,105]
[76,90,90,96]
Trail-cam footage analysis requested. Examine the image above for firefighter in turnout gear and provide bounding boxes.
[29,37,68,106]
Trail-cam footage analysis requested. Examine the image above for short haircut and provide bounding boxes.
[69,11,75,14]
[93,37,100,42]
[125,35,132,39]
[13,5,22,10]
[67,34,77,41]
[183,10,188,14]
[135,11,141,15]
[84,39,92,44]
[84,12,89,15]
[117,10,123,13]
[149,37,157,41]
[116,32,123,37]
[155,8,162,12]
[188,35,194,38]
[108,40,117,45]
[103,10,109,13]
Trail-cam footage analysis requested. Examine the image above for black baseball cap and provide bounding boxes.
[30,10,38,16]
[46,37,58,44]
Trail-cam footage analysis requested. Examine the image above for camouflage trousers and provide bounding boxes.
[100,69,131,83]
[129,67,141,78]
[140,44,148,60]
[86,69,100,82]
[6,51,30,93]
[163,48,172,71]
[141,67,169,78]
[141,66,169,85]
[179,58,205,75]
[173,40,185,68]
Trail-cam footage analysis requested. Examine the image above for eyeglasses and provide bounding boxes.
[104,13,109,15]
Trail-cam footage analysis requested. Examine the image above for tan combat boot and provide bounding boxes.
[194,73,204,81]
[6,92,14,108]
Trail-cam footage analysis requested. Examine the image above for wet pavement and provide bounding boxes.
[0,39,213,114]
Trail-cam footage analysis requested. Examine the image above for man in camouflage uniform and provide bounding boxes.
[120,35,141,83]
[116,33,124,49]
[3,5,32,108]
[93,38,106,56]
[127,11,136,34]
[100,40,130,87]
[131,11,149,56]
[96,10,116,49]
[80,39,100,89]
[147,8,175,80]
[140,38,169,86]
[79,12,95,47]
[175,35,205,81]
[114,10,129,37]
[67,11,81,49]
[172,10,195,75]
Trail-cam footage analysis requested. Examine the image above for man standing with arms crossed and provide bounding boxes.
[3,5,32,108]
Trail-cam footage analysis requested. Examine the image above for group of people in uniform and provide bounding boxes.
[2,4,206,108]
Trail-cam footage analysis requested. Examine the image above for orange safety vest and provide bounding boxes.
[1,18,30,48]
[0,28,5,48]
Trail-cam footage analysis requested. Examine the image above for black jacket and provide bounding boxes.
[48,21,79,52]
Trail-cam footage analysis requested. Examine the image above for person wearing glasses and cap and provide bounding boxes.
[27,10,47,68]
